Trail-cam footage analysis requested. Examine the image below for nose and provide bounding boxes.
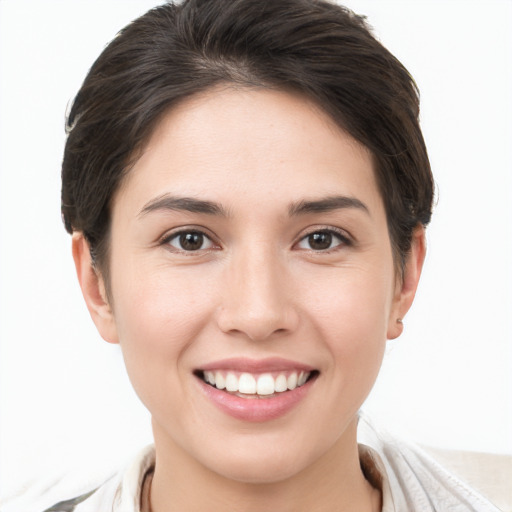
[215,245,299,342]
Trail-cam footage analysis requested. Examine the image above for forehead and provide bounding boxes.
[114,87,382,217]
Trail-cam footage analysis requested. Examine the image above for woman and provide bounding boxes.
[1,0,509,511]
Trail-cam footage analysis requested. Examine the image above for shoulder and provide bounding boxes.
[42,478,120,512]
[422,446,512,512]
[0,445,155,512]
[0,473,121,512]
[357,414,508,512]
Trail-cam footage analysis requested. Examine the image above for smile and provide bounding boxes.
[200,370,312,398]
[195,359,319,422]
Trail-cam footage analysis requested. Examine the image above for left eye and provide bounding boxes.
[297,230,347,251]
[166,231,214,252]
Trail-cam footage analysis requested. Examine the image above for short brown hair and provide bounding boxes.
[62,0,434,281]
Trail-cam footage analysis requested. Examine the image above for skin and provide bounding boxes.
[73,87,425,512]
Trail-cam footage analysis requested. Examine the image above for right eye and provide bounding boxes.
[295,228,351,252]
[164,230,215,252]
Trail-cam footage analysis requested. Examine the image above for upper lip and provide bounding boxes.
[198,357,316,373]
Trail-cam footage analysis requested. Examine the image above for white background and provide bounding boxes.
[0,0,511,499]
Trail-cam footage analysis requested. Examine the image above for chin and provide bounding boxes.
[209,453,308,485]
[196,431,326,485]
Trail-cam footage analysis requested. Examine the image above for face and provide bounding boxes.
[77,87,421,484]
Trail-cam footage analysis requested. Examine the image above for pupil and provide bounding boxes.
[180,232,203,250]
[309,232,332,250]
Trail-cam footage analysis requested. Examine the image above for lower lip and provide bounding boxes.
[197,376,316,422]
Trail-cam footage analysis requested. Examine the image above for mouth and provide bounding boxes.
[193,358,319,421]
[194,369,319,399]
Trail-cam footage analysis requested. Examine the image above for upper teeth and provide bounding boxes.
[203,371,310,395]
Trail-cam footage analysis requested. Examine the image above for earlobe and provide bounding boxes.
[72,233,119,344]
[387,226,426,340]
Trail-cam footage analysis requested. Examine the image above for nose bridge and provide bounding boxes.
[217,240,297,340]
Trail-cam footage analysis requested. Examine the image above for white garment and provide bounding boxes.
[356,416,504,512]
[1,416,504,512]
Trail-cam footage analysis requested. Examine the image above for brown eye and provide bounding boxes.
[167,231,214,251]
[297,230,348,251]
[308,232,332,250]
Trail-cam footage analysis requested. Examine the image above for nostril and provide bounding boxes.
[214,284,300,341]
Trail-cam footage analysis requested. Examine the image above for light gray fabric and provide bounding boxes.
[1,416,506,512]
[422,446,512,512]
[357,415,505,512]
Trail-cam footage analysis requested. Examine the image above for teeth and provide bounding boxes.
[256,374,275,395]
[287,372,298,390]
[202,370,311,395]
[225,373,238,392]
[239,373,256,394]
[275,374,288,392]
[215,371,226,390]
[298,371,308,386]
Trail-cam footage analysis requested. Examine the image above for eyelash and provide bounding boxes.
[296,227,352,252]
[161,229,219,253]
[160,227,352,253]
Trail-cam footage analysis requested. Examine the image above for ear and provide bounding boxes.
[387,226,426,340]
[72,232,119,344]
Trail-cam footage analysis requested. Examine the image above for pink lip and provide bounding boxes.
[198,357,316,373]
[195,358,318,423]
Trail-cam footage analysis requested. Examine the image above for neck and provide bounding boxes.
[149,418,381,512]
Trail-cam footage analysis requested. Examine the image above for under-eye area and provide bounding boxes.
[194,369,320,398]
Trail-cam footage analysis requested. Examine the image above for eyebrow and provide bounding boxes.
[288,195,369,216]
[139,194,229,217]
[138,193,369,219]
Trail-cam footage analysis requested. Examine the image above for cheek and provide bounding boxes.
[109,264,217,404]
[112,261,215,340]
[304,265,392,386]
[306,264,394,337]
